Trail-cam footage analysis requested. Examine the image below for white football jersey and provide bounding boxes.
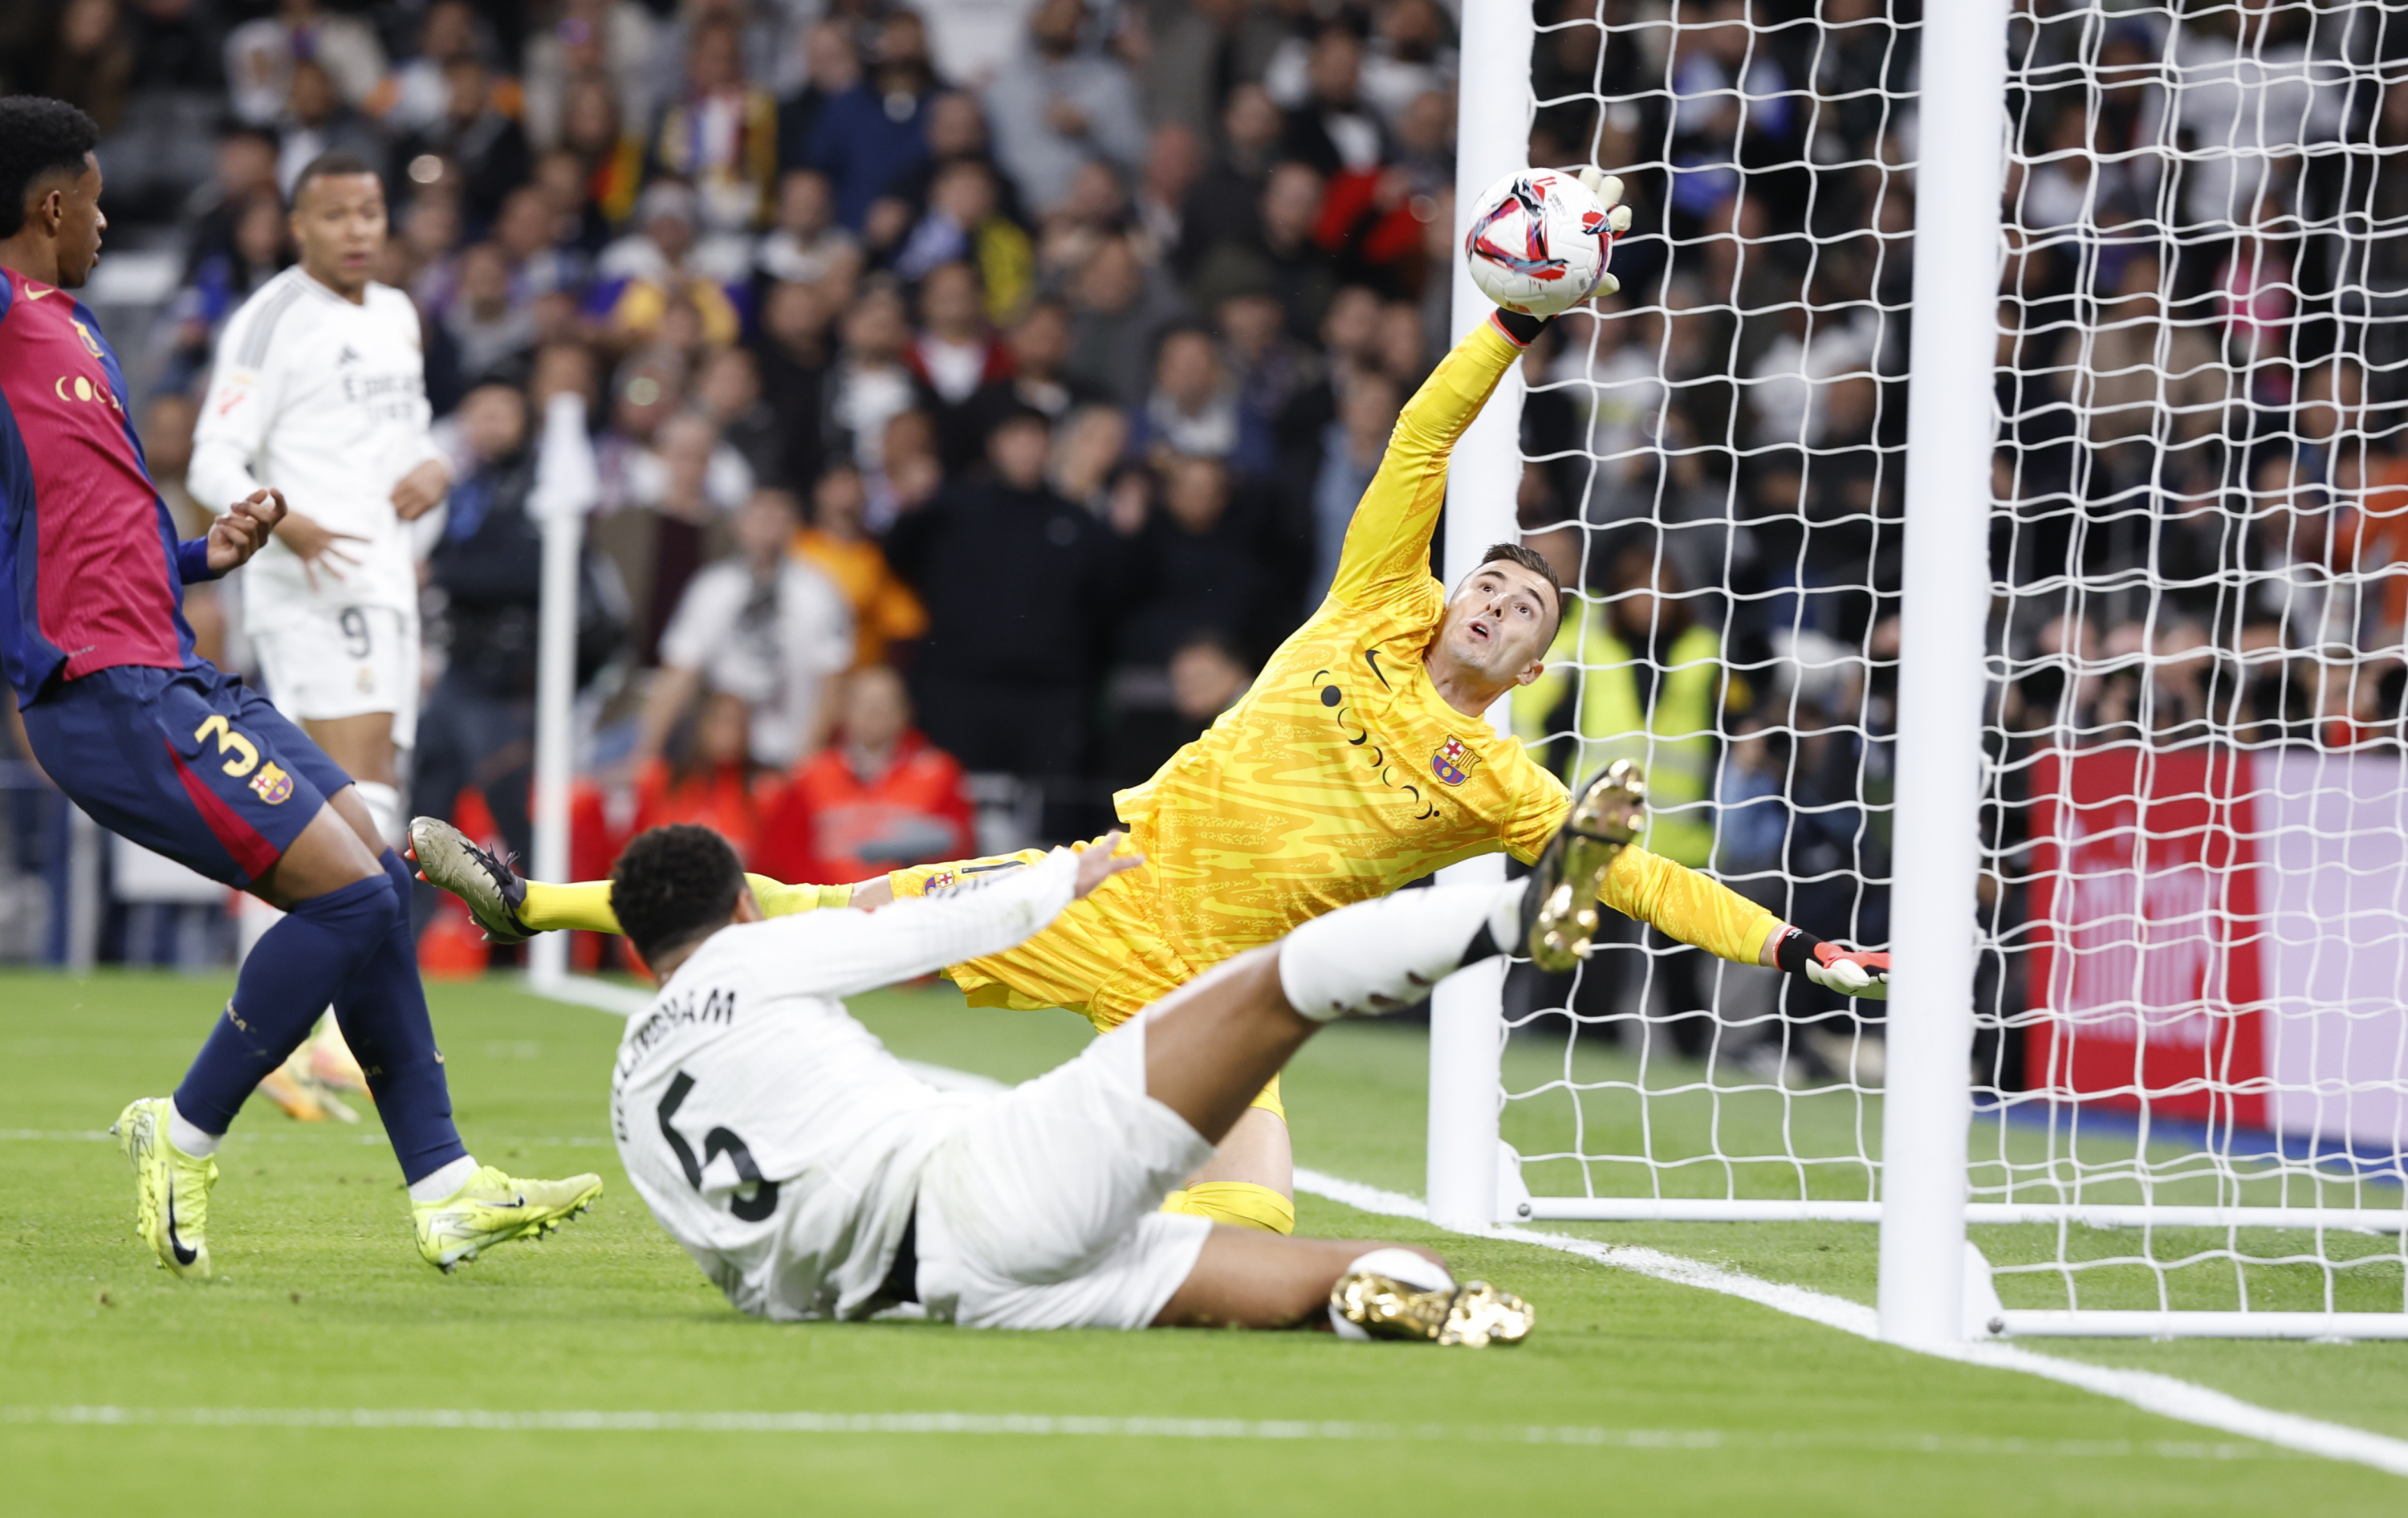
[191,268,441,623]
[610,850,1081,1322]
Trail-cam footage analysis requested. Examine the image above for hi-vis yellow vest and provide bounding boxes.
[1511,611,1722,868]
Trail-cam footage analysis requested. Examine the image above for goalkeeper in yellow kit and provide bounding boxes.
[413,173,1889,1235]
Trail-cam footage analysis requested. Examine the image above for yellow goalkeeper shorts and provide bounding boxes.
[889,841,1283,1121]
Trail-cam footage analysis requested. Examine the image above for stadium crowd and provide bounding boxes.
[3,0,2402,1083]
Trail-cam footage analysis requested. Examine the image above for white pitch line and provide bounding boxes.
[1291,1170,2408,1481]
[0,1403,2284,1460]
[520,975,2408,1480]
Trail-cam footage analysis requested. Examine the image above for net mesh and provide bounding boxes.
[1501,0,2408,1316]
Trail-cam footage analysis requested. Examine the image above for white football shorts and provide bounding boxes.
[914,1015,1215,1331]
[249,603,421,747]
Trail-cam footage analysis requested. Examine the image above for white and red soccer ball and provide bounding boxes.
[1463,169,1615,319]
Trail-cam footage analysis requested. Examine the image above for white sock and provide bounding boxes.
[167,1101,222,1158]
[408,1155,482,1204]
[1276,880,1527,1022]
[354,780,405,853]
[1330,1247,1458,1340]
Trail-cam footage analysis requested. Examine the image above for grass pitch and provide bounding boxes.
[3,971,2405,1515]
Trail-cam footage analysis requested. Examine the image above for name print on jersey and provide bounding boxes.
[614,986,740,1090]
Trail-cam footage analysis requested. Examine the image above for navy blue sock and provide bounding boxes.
[331,851,471,1186]
[174,873,397,1134]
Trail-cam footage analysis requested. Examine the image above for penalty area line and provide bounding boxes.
[0,1404,2286,1459]
[1292,1170,2408,1483]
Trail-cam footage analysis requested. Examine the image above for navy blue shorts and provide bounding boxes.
[22,662,355,889]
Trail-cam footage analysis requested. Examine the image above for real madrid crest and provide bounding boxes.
[1430,735,1480,786]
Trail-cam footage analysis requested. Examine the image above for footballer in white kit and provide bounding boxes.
[191,151,449,853]
[600,818,1576,1343]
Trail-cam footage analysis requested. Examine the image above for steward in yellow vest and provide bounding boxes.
[1511,552,1731,869]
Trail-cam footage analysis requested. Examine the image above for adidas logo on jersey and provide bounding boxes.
[336,344,364,366]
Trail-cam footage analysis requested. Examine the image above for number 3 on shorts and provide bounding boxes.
[193,714,260,777]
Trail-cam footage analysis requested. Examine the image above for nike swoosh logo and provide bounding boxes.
[22,285,55,301]
[488,1195,527,1210]
[165,1190,197,1266]
[1363,649,1392,690]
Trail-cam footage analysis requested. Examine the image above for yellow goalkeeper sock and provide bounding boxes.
[519,876,848,935]
[751,877,853,915]
[1160,1182,1296,1235]
[519,878,621,934]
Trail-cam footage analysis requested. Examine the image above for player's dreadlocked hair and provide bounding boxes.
[1480,541,1565,637]
[610,824,746,965]
[0,98,100,239]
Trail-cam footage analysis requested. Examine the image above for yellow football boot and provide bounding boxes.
[111,1097,219,1280]
[413,1164,603,1272]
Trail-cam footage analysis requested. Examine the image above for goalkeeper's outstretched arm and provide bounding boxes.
[1323,312,1536,610]
[1596,848,1889,999]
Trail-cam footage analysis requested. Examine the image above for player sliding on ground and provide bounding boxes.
[416,168,1888,1237]
[606,820,1583,1341]
[0,98,600,1278]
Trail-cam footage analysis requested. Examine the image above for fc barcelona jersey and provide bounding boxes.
[1114,320,1780,972]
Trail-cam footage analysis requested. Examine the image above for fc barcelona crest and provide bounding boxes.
[249,762,293,805]
[1430,736,1480,787]
[924,869,958,897]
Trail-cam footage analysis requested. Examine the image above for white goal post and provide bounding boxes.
[1434,0,2408,1341]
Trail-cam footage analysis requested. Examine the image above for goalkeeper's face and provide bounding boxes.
[1434,562,1556,690]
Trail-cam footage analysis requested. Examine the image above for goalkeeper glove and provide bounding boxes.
[1772,926,1890,1000]
[1490,167,1635,348]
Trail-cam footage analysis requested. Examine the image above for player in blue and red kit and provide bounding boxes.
[0,98,601,1276]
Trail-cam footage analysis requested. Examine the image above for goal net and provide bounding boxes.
[1473,0,2408,1333]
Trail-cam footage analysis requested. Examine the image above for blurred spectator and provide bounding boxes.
[809,10,942,230]
[556,75,647,227]
[633,489,853,779]
[276,59,383,198]
[1190,161,1335,340]
[1065,234,1190,403]
[906,261,1014,455]
[631,690,783,862]
[393,55,533,225]
[1177,83,1284,275]
[775,21,861,173]
[651,14,780,240]
[758,169,859,286]
[1049,405,1131,513]
[445,242,538,388]
[694,346,783,490]
[1279,23,1386,177]
[181,126,281,283]
[523,0,659,154]
[1131,0,1283,141]
[794,465,929,670]
[1361,0,1454,129]
[592,181,742,346]
[750,277,835,489]
[1113,453,1304,668]
[828,283,921,488]
[375,0,482,135]
[413,384,542,892]
[885,409,1125,819]
[225,0,384,125]
[751,665,975,885]
[957,297,1097,466]
[1104,629,1253,789]
[1306,367,1401,605]
[1132,124,1202,266]
[45,0,135,132]
[158,191,289,394]
[895,159,1032,314]
[983,0,1149,214]
[1128,325,1274,476]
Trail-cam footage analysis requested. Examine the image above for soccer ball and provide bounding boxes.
[1463,169,1616,319]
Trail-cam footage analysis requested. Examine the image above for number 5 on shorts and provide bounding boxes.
[193,714,259,777]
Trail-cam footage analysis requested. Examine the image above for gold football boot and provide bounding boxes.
[1524,759,1647,971]
[1330,1270,1536,1347]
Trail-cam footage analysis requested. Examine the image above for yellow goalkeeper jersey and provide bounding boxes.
[1111,318,1778,972]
